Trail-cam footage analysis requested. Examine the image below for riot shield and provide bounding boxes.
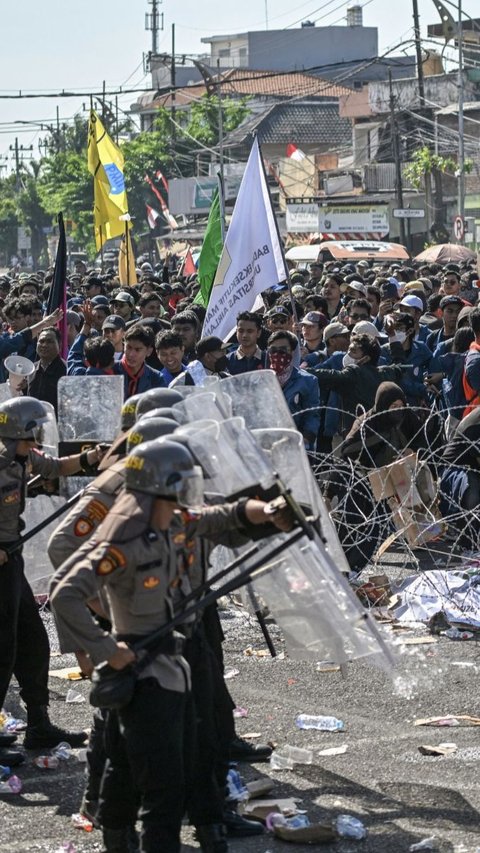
[250,532,395,671]
[221,370,296,430]
[57,375,124,497]
[173,390,232,425]
[176,416,275,498]
[23,494,65,595]
[253,428,350,575]
[36,401,59,456]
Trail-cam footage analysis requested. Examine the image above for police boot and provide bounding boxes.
[102,826,140,853]
[0,746,25,767]
[23,705,88,750]
[195,823,228,853]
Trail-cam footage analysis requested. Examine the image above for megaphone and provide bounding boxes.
[4,355,36,397]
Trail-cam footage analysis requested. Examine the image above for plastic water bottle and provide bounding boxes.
[335,814,367,839]
[296,714,344,732]
[277,745,313,764]
[52,742,71,760]
[226,769,249,802]
[33,755,60,770]
[71,812,94,832]
[270,751,295,770]
[0,775,22,794]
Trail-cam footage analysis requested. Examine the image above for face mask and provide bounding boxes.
[269,351,293,374]
[395,331,407,343]
[342,353,358,368]
[213,354,229,373]
[388,410,404,426]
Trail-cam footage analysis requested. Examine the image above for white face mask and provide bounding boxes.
[395,331,407,343]
[343,353,358,368]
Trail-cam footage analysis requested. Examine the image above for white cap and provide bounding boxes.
[346,281,367,295]
[352,320,381,338]
[399,295,423,311]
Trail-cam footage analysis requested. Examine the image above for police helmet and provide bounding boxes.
[120,393,143,431]
[124,437,204,506]
[126,416,177,454]
[138,407,180,423]
[135,388,183,419]
[0,397,49,440]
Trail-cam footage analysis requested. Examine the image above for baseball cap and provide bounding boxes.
[404,280,425,294]
[67,296,84,309]
[91,294,110,307]
[102,314,126,331]
[323,321,349,342]
[345,281,367,296]
[112,291,135,306]
[266,306,290,319]
[301,311,329,328]
[66,310,82,329]
[399,295,423,311]
[440,295,463,309]
[196,336,227,358]
[352,320,382,338]
[356,260,370,269]
[83,276,103,289]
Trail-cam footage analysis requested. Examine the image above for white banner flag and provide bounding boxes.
[202,137,288,340]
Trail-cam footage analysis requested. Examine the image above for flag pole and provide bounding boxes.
[125,223,130,286]
[256,137,298,330]
[99,225,104,273]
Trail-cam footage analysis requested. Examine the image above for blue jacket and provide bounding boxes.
[381,339,439,404]
[226,347,267,375]
[0,329,35,383]
[67,333,89,375]
[282,367,320,445]
[114,361,166,398]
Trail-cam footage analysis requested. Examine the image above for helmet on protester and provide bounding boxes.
[135,388,183,419]
[120,393,143,431]
[0,397,49,440]
[137,407,180,423]
[126,416,177,454]
[124,437,204,506]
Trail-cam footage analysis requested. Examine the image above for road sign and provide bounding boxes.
[393,208,425,219]
[454,215,465,241]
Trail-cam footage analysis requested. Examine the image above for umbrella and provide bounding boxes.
[414,243,477,264]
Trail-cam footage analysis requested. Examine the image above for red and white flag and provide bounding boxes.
[286,143,306,161]
[146,204,160,230]
[145,174,178,229]
[182,248,196,276]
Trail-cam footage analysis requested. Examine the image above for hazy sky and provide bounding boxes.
[0,0,476,167]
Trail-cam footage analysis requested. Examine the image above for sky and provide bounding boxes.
[0,0,477,168]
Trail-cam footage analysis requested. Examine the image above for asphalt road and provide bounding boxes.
[2,574,480,853]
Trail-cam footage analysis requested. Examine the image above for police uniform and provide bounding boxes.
[50,489,256,853]
[0,438,62,716]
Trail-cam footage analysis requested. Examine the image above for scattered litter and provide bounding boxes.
[402,637,437,646]
[233,707,248,718]
[335,815,367,840]
[315,661,341,673]
[71,813,94,832]
[270,745,313,770]
[451,662,476,668]
[0,711,26,733]
[246,779,275,798]
[414,715,480,727]
[52,742,72,760]
[65,689,85,704]
[273,823,336,844]
[418,743,457,756]
[224,668,240,680]
[409,838,437,851]
[34,755,60,770]
[49,667,84,680]
[318,745,348,757]
[243,798,301,822]
[287,678,298,686]
[296,714,344,731]
[55,844,76,853]
[244,647,270,657]
[227,769,249,802]
[76,748,88,763]
[0,774,22,794]
[440,628,474,640]
[266,813,309,830]
[242,732,262,739]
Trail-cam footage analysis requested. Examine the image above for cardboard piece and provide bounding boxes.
[48,667,84,680]
[418,743,457,756]
[414,715,480,727]
[274,824,336,844]
[246,779,275,798]
[242,798,301,822]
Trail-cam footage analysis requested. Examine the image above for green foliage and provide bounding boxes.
[405,146,458,190]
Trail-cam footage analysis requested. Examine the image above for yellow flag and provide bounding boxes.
[87,110,130,250]
[118,230,137,286]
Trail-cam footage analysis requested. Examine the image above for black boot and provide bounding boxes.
[229,736,272,762]
[102,826,139,853]
[24,705,88,749]
[0,746,25,767]
[195,823,228,853]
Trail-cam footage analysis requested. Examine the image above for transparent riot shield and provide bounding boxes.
[250,533,395,671]
[173,390,232,425]
[221,370,296,430]
[0,383,11,404]
[57,375,124,497]
[35,401,59,456]
[253,428,350,575]
[24,494,65,594]
[176,416,275,498]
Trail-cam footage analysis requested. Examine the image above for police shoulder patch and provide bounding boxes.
[94,544,127,576]
[74,517,94,537]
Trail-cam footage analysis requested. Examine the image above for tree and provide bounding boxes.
[405,146,472,240]
[0,175,18,266]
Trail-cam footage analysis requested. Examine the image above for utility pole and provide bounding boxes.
[12,138,20,191]
[457,0,465,243]
[412,0,425,108]
[389,71,407,248]
[56,105,61,153]
[151,0,159,54]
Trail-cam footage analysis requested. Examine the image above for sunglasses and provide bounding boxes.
[349,313,369,321]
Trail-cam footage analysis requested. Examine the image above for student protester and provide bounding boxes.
[155,330,187,385]
[427,295,463,353]
[114,325,165,398]
[110,291,137,324]
[226,312,267,375]
[382,312,439,406]
[138,292,165,320]
[67,337,115,376]
[28,328,66,414]
[172,311,199,363]
[102,315,126,361]
[320,273,343,319]
[170,336,229,387]
[267,330,320,450]
[299,311,329,367]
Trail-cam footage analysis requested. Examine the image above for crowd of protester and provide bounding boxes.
[1,251,480,533]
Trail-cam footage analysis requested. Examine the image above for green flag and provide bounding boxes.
[195,189,223,307]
